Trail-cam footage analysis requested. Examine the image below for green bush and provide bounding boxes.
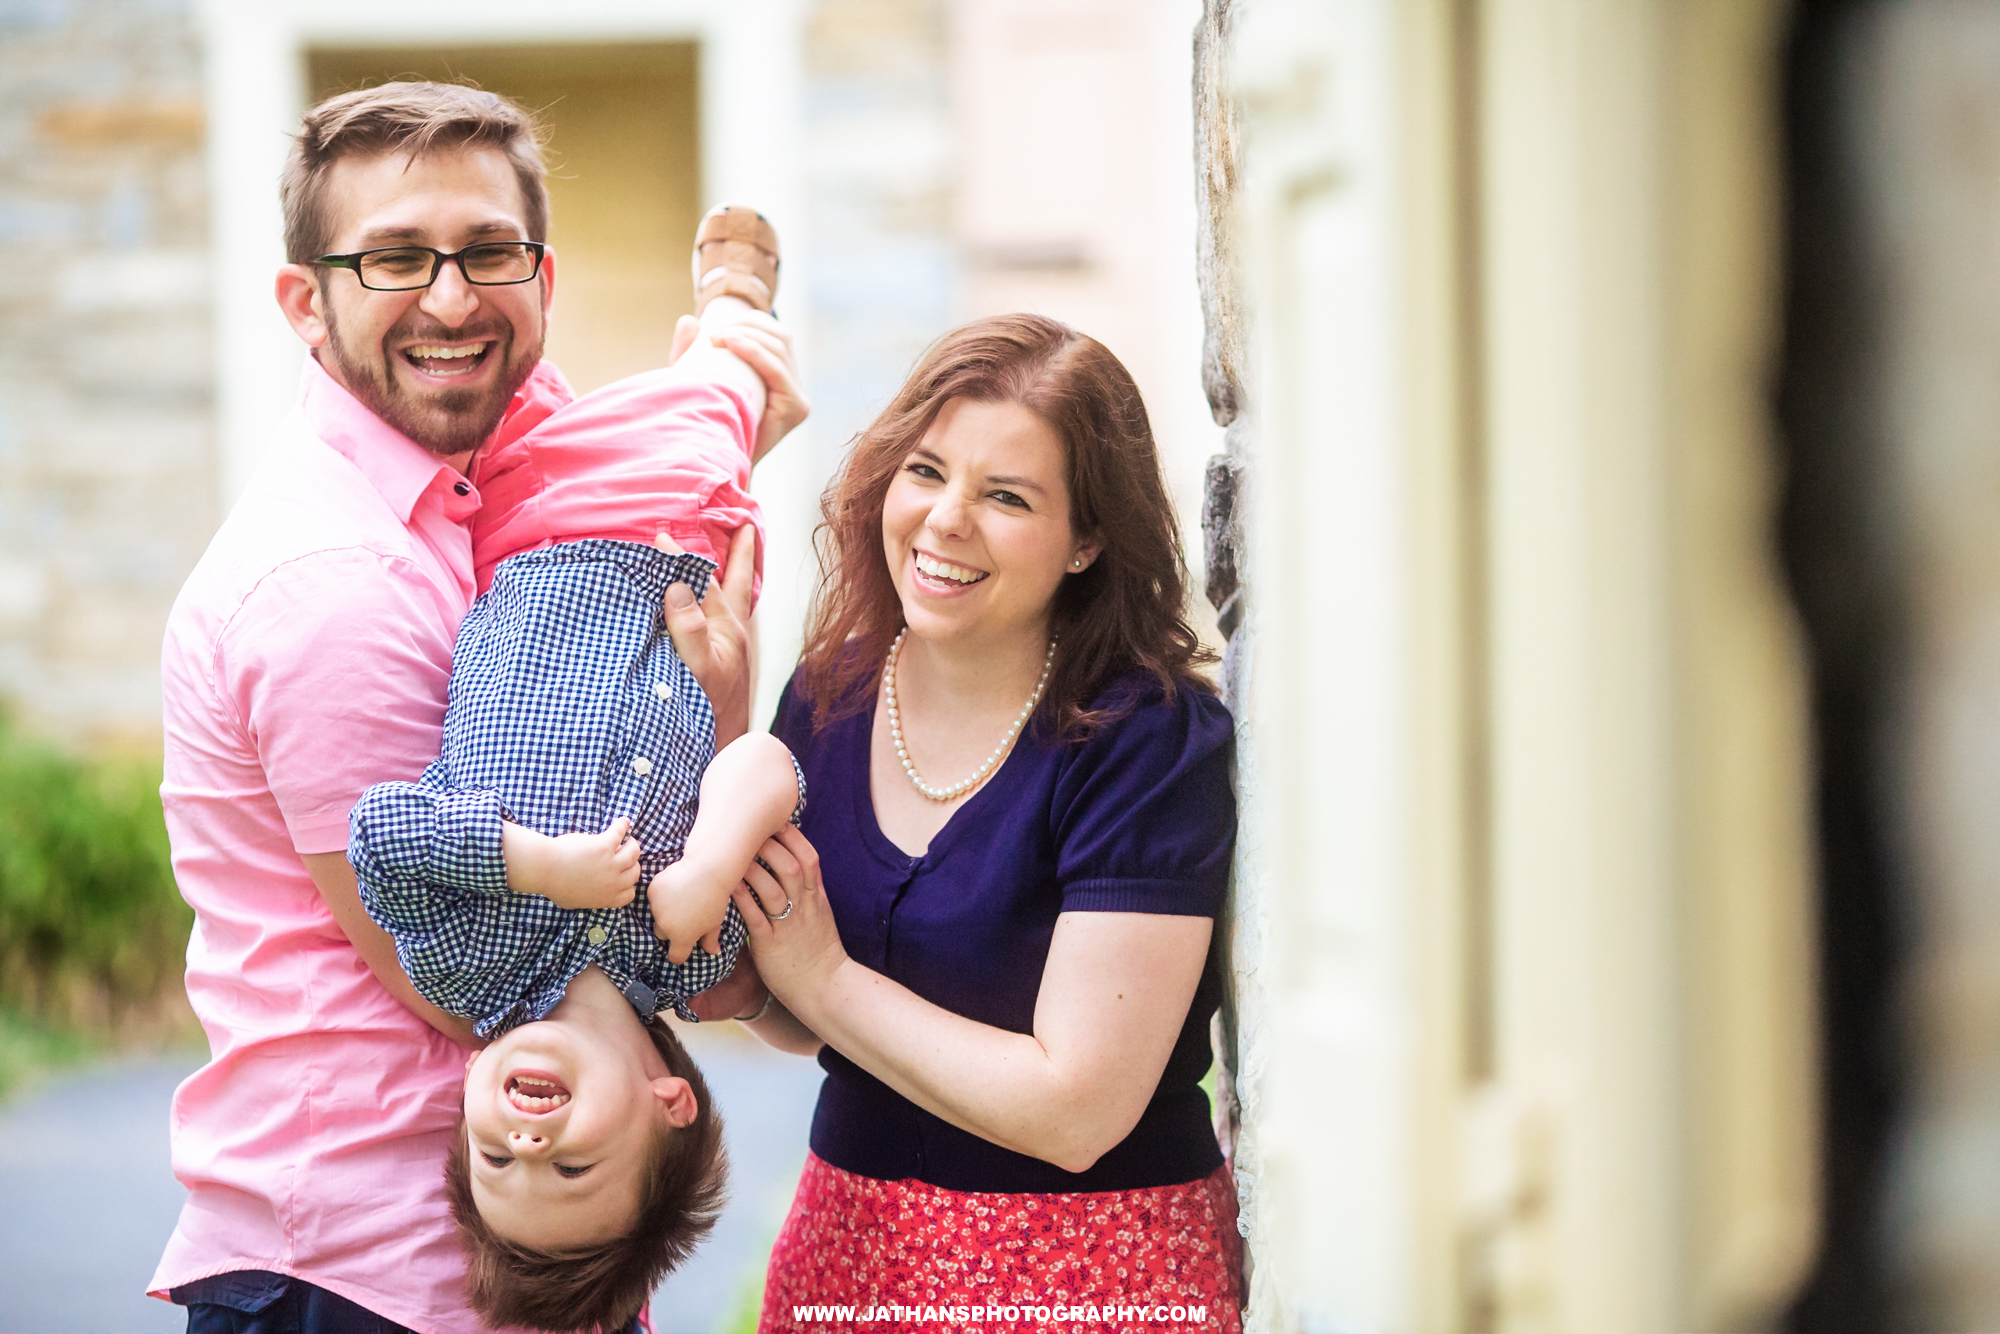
[0,713,190,1030]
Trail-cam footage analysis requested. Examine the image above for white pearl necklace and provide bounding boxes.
[884,629,1055,802]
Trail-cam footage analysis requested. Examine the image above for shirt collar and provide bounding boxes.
[296,354,574,524]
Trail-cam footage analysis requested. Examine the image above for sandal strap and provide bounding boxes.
[692,205,780,313]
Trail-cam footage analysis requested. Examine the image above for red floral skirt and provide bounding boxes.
[759,1153,1243,1333]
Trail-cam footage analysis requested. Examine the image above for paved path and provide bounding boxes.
[0,1026,822,1334]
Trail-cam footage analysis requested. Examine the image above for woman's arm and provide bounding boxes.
[737,828,1211,1174]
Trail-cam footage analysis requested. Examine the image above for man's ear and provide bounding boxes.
[537,246,556,325]
[650,1074,698,1128]
[275,264,329,348]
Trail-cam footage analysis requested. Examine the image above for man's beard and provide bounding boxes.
[319,297,542,458]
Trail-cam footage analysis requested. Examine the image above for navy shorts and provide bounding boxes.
[169,1269,647,1333]
[169,1272,411,1334]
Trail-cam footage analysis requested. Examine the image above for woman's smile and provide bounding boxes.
[911,549,989,593]
[883,397,1090,647]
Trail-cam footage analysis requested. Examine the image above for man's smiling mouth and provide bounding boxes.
[402,342,491,378]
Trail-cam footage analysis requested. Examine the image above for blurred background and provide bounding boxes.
[5,0,2000,1331]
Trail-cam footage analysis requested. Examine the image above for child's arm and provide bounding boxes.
[502,817,643,911]
[648,731,804,965]
[351,774,641,915]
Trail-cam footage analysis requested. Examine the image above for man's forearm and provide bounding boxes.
[300,851,480,1047]
[744,995,822,1056]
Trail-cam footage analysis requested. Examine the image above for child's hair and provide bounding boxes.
[444,1021,726,1332]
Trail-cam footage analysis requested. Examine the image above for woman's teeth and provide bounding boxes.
[915,553,986,585]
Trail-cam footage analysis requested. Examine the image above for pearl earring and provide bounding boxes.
[1070,558,1084,569]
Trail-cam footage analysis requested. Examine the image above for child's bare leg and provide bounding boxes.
[648,732,800,964]
[669,203,781,414]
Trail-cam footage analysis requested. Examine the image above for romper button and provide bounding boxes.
[632,756,654,776]
[653,681,673,701]
[587,926,608,946]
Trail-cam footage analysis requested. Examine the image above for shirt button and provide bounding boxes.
[453,481,470,496]
[586,926,608,946]
[632,756,654,777]
[652,681,673,701]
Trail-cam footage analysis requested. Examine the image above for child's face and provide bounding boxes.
[463,1012,696,1250]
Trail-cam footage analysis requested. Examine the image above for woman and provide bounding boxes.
[732,314,1240,1330]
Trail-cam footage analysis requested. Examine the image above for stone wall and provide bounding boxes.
[0,0,215,748]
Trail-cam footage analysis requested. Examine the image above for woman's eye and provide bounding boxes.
[481,1152,512,1168]
[990,490,1028,509]
[905,462,942,480]
[555,1163,593,1179]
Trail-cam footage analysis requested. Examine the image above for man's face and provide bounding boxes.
[307,146,552,458]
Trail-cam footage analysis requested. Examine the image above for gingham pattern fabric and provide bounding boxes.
[350,539,785,1036]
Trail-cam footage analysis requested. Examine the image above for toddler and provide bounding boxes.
[348,206,802,1333]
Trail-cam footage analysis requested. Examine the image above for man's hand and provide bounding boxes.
[658,524,757,745]
[669,309,810,463]
[686,951,770,1023]
[502,817,641,910]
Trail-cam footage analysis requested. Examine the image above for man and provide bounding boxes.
[148,82,802,1333]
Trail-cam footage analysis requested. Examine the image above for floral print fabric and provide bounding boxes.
[760,1154,1243,1333]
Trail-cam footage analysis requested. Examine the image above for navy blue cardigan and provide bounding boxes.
[771,671,1235,1193]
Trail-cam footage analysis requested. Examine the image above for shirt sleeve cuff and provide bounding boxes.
[426,789,512,896]
[1059,876,1223,917]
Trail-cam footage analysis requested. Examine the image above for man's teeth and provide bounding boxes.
[407,344,483,360]
[915,553,986,585]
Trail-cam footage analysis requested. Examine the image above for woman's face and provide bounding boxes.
[882,397,1098,652]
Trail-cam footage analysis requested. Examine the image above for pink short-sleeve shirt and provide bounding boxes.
[149,356,573,1331]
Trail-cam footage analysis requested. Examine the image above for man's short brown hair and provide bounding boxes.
[444,1022,727,1332]
[281,80,551,264]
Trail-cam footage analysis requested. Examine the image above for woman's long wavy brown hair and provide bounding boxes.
[797,313,1215,738]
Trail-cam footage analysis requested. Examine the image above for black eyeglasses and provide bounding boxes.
[314,242,546,291]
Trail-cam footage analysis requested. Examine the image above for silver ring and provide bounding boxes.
[770,898,795,921]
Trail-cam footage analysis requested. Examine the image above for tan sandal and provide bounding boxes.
[692,204,780,315]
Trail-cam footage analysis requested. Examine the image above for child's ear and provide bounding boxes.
[651,1075,699,1128]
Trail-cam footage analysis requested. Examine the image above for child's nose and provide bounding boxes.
[507,1130,551,1156]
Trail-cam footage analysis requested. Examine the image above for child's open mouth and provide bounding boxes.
[505,1071,572,1114]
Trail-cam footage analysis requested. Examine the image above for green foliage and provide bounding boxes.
[0,1005,99,1102]
[0,714,190,1029]
[720,1255,771,1334]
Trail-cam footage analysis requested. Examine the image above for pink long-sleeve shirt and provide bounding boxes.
[151,354,759,1330]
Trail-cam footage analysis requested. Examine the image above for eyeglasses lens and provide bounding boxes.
[356,244,540,291]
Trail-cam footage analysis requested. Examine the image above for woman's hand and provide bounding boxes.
[731,825,850,1004]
